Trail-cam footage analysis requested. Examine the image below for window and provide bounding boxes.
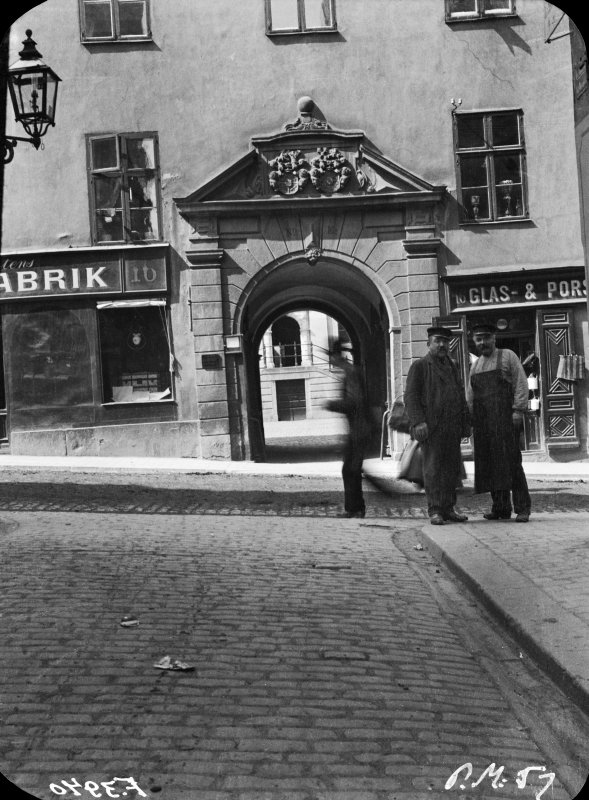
[79,0,151,42]
[87,133,161,244]
[97,301,172,403]
[266,0,336,33]
[446,0,516,21]
[454,110,527,223]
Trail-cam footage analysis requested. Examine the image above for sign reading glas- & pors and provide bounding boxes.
[449,270,587,312]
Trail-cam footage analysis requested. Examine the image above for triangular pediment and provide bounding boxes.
[175,100,444,213]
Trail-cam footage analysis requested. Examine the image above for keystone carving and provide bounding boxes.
[305,246,322,265]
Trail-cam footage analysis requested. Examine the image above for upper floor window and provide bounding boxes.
[87,133,161,243]
[446,0,516,21]
[454,110,527,223]
[79,0,151,42]
[266,0,337,34]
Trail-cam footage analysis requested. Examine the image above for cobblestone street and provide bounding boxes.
[1,497,588,800]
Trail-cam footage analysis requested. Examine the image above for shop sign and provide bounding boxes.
[0,253,167,301]
[449,273,587,312]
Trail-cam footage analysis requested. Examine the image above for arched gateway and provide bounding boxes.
[174,99,447,461]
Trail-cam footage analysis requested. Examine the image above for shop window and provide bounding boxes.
[265,0,337,33]
[98,301,173,403]
[88,133,161,243]
[79,0,151,41]
[445,0,516,21]
[9,309,93,409]
[454,110,527,223]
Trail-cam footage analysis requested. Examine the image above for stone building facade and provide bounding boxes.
[1,0,587,462]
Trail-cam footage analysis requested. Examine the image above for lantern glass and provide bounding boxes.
[8,65,60,141]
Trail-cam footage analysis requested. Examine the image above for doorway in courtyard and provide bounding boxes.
[258,310,354,462]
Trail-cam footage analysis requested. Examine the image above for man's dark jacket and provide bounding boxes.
[404,353,470,435]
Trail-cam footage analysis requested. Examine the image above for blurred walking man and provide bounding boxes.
[325,341,371,518]
[467,320,531,523]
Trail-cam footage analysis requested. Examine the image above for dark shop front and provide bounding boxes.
[0,245,180,455]
[441,267,588,457]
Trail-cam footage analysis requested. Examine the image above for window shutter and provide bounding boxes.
[537,309,579,449]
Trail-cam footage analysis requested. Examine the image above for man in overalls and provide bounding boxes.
[467,321,531,522]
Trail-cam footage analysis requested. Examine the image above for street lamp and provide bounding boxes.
[2,29,61,164]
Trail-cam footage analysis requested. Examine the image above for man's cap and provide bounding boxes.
[427,326,453,339]
[470,320,497,335]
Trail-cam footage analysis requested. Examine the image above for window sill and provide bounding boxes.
[94,239,164,246]
[445,13,518,24]
[459,217,533,227]
[266,28,338,36]
[102,399,175,407]
[81,36,153,44]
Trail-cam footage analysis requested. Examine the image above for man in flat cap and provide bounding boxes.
[324,340,372,518]
[404,326,471,525]
[467,320,531,522]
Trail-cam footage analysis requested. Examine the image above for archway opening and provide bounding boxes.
[234,255,393,463]
[258,310,355,462]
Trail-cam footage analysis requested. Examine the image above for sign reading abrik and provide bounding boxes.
[0,251,167,301]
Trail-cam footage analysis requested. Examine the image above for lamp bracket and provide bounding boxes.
[1,134,42,164]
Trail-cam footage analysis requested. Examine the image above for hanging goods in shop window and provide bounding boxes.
[556,354,586,382]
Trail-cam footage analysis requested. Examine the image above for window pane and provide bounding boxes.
[118,0,148,36]
[495,155,523,217]
[83,0,114,38]
[94,174,122,209]
[448,0,477,15]
[99,307,171,402]
[494,153,522,184]
[96,209,124,241]
[456,116,486,149]
[270,0,299,30]
[94,174,123,241]
[496,183,523,217]
[460,154,488,188]
[126,137,155,169]
[129,175,156,207]
[492,113,520,146]
[484,0,513,13]
[130,208,158,240]
[463,189,490,220]
[91,137,118,170]
[304,0,333,28]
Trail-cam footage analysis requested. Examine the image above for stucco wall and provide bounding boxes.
[2,0,584,272]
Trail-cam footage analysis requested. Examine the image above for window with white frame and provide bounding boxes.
[446,0,515,21]
[266,0,336,33]
[87,133,161,244]
[454,110,527,223]
[79,0,150,41]
[97,300,172,403]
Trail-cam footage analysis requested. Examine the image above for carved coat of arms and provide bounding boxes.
[268,150,310,196]
[310,148,352,194]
